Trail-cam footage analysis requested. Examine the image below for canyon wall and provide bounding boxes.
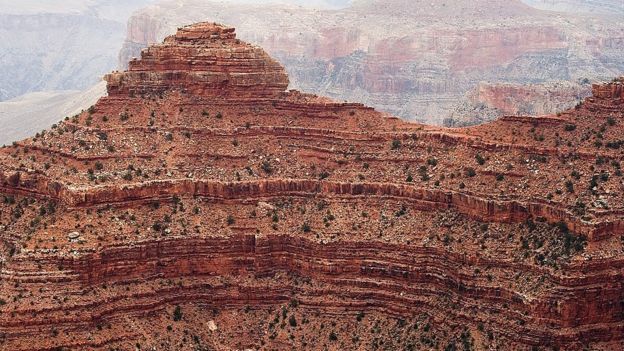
[0,23,623,350]
[118,0,624,125]
[0,0,155,102]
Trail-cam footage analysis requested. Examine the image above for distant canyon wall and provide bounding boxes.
[0,0,155,102]
[118,0,624,125]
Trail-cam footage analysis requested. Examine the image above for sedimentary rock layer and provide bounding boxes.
[0,23,623,350]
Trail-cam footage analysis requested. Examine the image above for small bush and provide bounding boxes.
[288,315,297,327]
[464,167,476,177]
[302,222,311,233]
[589,175,599,189]
[173,305,183,321]
[475,153,485,165]
[227,215,235,225]
[391,139,401,150]
[565,180,574,193]
[261,160,273,174]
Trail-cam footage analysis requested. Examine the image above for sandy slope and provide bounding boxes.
[0,82,106,145]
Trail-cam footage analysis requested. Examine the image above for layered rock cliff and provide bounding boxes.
[0,23,623,350]
[119,0,624,125]
[451,81,592,124]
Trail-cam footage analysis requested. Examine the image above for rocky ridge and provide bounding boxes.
[0,23,623,350]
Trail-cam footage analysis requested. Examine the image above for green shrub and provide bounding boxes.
[391,139,401,150]
[302,222,311,233]
[288,315,297,327]
[475,153,485,165]
[173,305,183,321]
[464,167,476,177]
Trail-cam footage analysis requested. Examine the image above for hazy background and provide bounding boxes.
[1,0,623,144]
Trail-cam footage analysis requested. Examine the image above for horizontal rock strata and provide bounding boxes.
[0,22,623,350]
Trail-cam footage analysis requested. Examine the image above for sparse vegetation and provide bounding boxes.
[464,167,476,177]
[475,153,485,165]
[173,305,183,321]
[391,139,401,150]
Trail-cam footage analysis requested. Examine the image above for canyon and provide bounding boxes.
[2,0,624,146]
[0,22,623,350]
[119,0,624,125]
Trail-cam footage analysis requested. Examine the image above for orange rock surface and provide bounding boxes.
[0,23,623,350]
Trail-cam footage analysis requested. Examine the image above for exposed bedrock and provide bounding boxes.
[2,234,623,349]
[0,22,623,350]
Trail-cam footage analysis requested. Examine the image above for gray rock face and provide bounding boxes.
[0,14,121,101]
[0,0,155,102]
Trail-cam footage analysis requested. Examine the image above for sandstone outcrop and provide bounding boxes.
[106,23,289,99]
[0,23,623,350]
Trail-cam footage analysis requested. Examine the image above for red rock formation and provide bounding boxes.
[0,23,623,350]
[106,23,289,98]
[466,81,591,116]
[591,78,624,101]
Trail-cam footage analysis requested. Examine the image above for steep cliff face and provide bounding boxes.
[119,0,624,125]
[461,81,592,118]
[107,24,289,98]
[0,23,623,351]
